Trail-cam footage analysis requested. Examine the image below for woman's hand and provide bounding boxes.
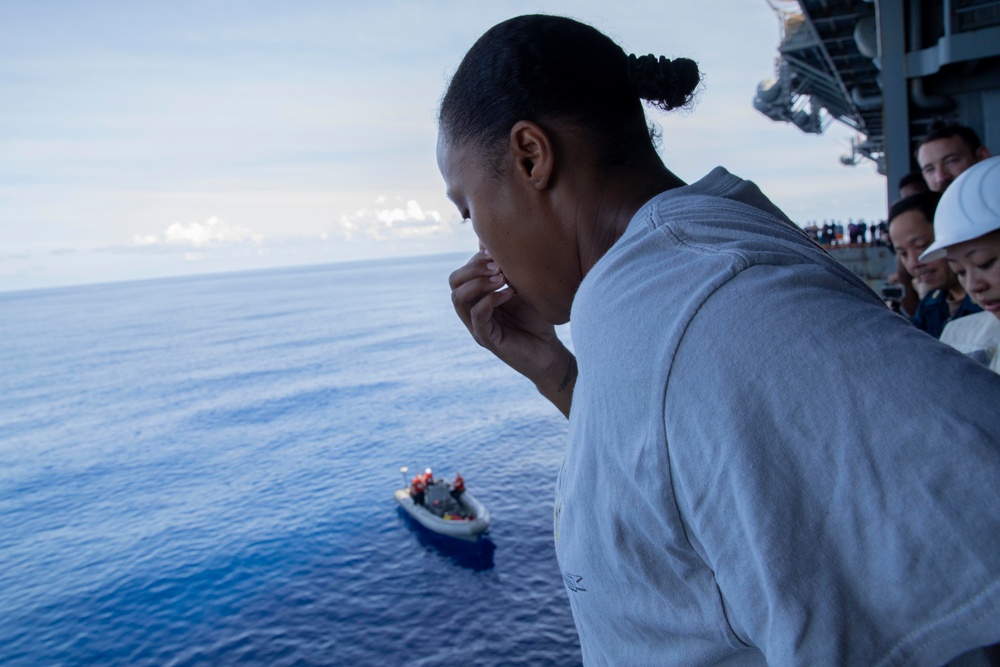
[449,250,575,417]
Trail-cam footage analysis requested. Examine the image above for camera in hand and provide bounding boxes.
[881,283,904,301]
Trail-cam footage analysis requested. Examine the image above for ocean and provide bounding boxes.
[0,254,582,666]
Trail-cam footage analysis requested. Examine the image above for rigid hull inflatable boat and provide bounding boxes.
[394,480,490,541]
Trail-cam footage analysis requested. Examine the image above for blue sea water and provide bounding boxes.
[0,254,582,666]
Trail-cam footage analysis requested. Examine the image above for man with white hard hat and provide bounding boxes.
[921,156,1000,372]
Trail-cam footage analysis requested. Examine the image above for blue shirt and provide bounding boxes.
[558,168,1000,665]
[911,290,982,339]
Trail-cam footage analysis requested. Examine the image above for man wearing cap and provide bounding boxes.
[923,156,1000,373]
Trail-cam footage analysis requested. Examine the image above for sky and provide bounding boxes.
[0,0,889,293]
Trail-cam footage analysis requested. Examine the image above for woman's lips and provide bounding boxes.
[979,298,1000,312]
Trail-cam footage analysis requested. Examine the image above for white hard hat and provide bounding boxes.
[921,156,1000,262]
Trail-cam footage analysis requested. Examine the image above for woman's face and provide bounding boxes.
[946,230,1000,320]
[889,209,953,292]
[436,133,577,324]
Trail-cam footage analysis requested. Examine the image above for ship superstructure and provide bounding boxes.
[756,0,1000,200]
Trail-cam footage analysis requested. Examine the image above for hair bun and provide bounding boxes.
[627,53,701,111]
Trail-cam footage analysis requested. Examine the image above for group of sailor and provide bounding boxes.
[409,468,464,507]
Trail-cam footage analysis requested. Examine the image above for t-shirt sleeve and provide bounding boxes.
[664,262,1000,666]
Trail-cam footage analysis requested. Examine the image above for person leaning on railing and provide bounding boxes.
[440,14,1000,665]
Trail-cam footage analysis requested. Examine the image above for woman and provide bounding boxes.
[441,15,1000,665]
[922,156,1000,372]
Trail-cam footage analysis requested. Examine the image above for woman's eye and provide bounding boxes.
[977,258,996,271]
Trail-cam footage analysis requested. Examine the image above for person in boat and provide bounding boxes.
[887,191,981,338]
[409,473,426,506]
[923,156,1000,374]
[423,467,434,486]
[450,473,464,501]
[441,14,1000,665]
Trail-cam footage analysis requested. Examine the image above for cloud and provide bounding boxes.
[132,216,263,248]
[333,197,456,241]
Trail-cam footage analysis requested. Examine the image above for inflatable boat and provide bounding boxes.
[394,480,491,541]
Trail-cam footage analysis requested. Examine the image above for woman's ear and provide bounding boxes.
[509,121,554,190]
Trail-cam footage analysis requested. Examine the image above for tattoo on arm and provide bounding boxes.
[557,355,577,393]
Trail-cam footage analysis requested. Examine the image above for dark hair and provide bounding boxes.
[915,121,984,157]
[438,15,701,170]
[887,191,942,229]
[897,171,927,192]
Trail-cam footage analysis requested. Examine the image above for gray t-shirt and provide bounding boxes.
[555,168,1000,665]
